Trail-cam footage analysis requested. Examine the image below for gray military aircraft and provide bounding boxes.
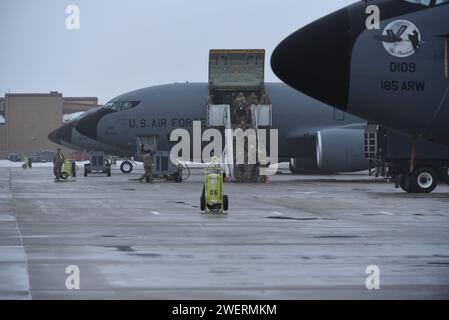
[49,82,369,174]
[271,0,449,146]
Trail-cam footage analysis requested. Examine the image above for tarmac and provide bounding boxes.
[1,164,449,300]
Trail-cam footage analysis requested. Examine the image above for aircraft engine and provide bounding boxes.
[315,128,368,173]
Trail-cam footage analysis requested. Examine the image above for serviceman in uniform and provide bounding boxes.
[248,92,258,106]
[233,92,247,124]
[245,140,258,183]
[207,94,214,105]
[259,92,270,105]
[233,92,246,108]
[236,105,248,130]
[139,150,153,184]
[234,115,250,182]
[53,148,65,182]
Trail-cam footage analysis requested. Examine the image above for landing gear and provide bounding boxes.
[120,161,133,174]
[412,167,438,193]
[399,167,438,193]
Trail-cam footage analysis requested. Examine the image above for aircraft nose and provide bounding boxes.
[271,7,352,110]
[48,122,74,145]
[48,129,60,144]
[75,108,114,140]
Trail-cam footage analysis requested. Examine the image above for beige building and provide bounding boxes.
[0,92,98,159]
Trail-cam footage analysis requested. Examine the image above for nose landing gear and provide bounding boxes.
[120,160,133,174]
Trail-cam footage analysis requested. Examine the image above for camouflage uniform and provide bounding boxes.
[232,93,246,124]
[139,152,153,183]
[233,92,246,108]
[53,151,65,181]
[235,122,248,182]
[248,92,258,105]
[259,93,270,105]
[207,94,214,105]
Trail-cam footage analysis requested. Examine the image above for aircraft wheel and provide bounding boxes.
[399,174,412,193]
[223,195,229,212]
[410,167,438,194]
[120,161,133,174]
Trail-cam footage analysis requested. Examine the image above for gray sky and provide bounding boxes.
[0,0,354,104]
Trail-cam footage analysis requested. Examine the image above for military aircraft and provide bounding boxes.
[49,82,369,174]
[271,0,449,146]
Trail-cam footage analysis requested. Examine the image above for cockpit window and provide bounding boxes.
[121,101,140,111]
[104,100,140,111]
[104,101,122,111]
[435,0,449,5]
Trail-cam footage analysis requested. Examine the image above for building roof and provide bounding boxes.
[5,92,63,98]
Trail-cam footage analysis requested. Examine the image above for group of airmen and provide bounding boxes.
[51,147,154,184]
[231,91,270,183]
[232,91,270,129]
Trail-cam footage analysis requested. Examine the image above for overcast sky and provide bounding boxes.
[0,0,354,104]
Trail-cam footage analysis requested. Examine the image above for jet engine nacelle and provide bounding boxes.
[315,128,368,172]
